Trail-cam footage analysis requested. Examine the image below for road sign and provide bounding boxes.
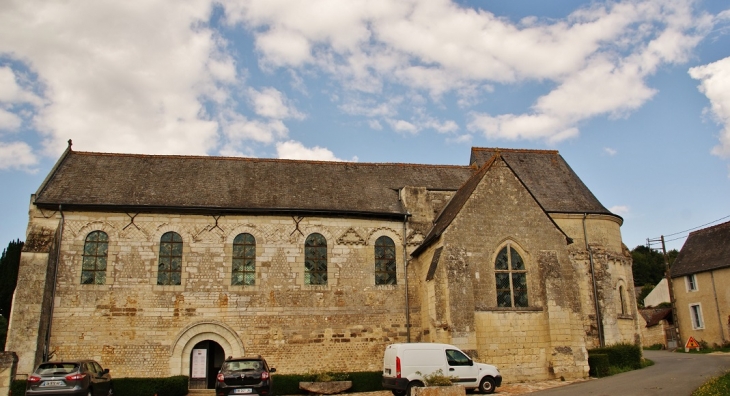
[685,336,700,352]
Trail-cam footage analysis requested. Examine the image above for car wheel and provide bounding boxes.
[407,381,424,396]
[479,377,496,394]
[392,389,407,396]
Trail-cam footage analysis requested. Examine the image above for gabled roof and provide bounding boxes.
[34,148,472,218]
[411,153,572,257]
[670,220,730,278]
[470,148,613,216]
[33,146,616,224]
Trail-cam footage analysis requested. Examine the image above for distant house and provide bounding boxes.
[670,221,730,347]
[643,278,670,308]
[638,307,673,348]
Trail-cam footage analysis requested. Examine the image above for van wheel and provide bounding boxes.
[407,381,424,396]
[479,377,496,394]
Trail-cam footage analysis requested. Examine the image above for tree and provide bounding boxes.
[631,245,678,287]
[0,239,23,349]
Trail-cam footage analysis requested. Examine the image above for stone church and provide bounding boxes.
[6,144,640,387]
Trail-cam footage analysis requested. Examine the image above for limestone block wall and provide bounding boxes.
[673,269,730,347]
[13,209,421,377]
[0,352,18,396]
[640,317,667,347]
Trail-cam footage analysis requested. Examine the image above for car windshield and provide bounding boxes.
[224,360,261,371]
[37,363,79,375]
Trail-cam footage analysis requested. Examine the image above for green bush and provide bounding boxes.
[588,343,642,370]
[10,379,26,396]
[587,354,609,378]
[417,369,456,386]
[112,375,188,396]
[273,371,384,394]
[644,343,664,350]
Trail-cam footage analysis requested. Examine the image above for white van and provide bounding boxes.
[381,343,502,395]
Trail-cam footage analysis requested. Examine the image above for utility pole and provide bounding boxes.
[648,236,681,348]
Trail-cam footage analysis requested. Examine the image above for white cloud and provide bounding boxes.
[388,119,418,134]
[248,87,305,120]
[224,0,712,143]
[0,109,22,131]
[604,147,618,156]
[0,0,235,157]
[0,141,38,170]
[609,205,630,216]
[689,56,730,158]
[221,111,288,144]
[275,140,348,161]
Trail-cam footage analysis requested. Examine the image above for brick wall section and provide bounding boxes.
[9,211,419,377]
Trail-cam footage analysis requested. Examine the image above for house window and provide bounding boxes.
[232,233,256,286]
[305,233,327,285]
[495,244,528,307]
[686,274,698,291]
[690,304,704,329]
[81,231,108,284]
[158,231,183,285]
[375,236,397,285]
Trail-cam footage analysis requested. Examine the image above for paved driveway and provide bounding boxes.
[526,350,730,396]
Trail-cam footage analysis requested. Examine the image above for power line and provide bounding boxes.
[651,214,730,239]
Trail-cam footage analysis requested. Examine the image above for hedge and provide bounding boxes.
[587,354,609,378]
[588,343,642,371]
[10,379,26,396]
[273,371,384,395]
[111,375,188,396]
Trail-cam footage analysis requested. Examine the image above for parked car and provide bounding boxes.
[26,360,112,396]
[216,355,276,396]
[381,343,502,395]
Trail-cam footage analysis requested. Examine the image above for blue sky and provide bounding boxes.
[1,0,729,252]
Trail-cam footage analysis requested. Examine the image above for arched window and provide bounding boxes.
[495,244,528,307]
[375,236,397,285]
[305,233,327,285]
[81,231,108,284]
[232,233,256,286]
[619,285,626,315]
[158,231,183,285]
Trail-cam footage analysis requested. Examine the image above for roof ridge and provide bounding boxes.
[470,147,559,155]
[687,219,730,236]
[71,150,472,169]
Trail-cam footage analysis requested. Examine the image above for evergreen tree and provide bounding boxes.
[0,239,23,349]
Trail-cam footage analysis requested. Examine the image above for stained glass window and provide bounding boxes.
[495,244,528,307]
[305,233,327,285]
[81,231,108,285]
[375,236,397,285]
[232,233,256,286]
[158,231,183,285]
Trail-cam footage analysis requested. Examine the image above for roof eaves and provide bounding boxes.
[35,140,74,200]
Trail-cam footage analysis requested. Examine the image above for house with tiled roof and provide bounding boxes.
[6,143,639,388]
[670,220,730,347]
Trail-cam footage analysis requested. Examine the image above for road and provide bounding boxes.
[527,350,730,396]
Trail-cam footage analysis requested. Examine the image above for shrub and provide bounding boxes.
[588,343,641,370]
[644,343,664,350]
[587,354,609,378]
[112,375,188,396]
[273,371,383,394]
[416,369,457,386]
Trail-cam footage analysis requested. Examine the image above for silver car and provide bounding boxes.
[26,360,112,396]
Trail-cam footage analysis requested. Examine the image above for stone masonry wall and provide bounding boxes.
[12,209,421,377]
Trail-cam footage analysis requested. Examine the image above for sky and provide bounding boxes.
[0,0,729,253]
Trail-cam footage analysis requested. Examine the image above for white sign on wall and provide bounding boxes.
[191,349,207,379]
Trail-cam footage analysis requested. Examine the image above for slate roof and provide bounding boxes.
[33,146,617,223]
[670,220,730,278]
[34,148,472,218]
[470,148,612,215]
[639,308,673,327]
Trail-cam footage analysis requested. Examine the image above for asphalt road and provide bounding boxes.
[527,350,730,396]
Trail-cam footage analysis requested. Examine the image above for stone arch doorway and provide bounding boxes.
[169,321,245,381]
[190,340,225,389]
